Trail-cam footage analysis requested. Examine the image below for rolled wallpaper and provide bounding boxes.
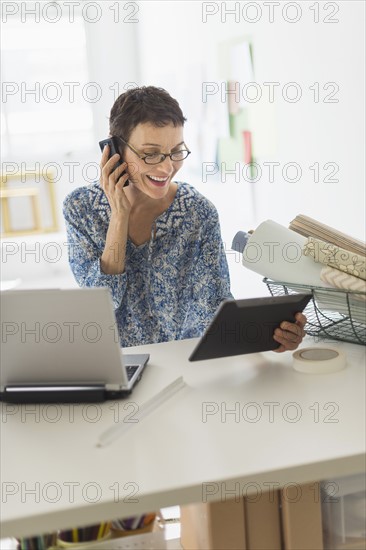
[320,266,366,298]
[242,220,329,287]
[303,236,366,281]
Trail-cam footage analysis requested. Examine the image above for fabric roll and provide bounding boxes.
[320,266,366,299]
[289,214,365,256]
[303,236,366,281]
[241,219,328,287]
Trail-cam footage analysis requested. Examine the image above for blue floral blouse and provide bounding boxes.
[63,181,233,347]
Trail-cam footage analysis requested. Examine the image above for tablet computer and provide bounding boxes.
[189,293,312,361]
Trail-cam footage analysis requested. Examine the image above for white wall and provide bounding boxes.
[60,11,141,227]
[134,0,365,297]
[3,1,364,297]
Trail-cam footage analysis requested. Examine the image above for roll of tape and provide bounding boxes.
[292,347,347,374]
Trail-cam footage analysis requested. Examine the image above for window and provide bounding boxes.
[1,9,94,160]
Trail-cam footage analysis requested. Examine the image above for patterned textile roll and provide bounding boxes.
[303,237,366,281]
[320,266,366,299]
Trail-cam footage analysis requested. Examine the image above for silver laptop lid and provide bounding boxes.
[0,288,128,389]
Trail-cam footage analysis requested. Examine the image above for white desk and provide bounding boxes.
[1,337,365,538]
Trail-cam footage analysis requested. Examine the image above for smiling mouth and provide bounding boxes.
[147,175,170,186]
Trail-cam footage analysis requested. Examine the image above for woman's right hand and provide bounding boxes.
[100,144,131,216]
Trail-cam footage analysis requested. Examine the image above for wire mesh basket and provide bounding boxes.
[264,278,366,346]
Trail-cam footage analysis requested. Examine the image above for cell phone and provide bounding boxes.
[99,137,129,186]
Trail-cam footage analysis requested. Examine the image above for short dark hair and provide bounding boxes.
[109,86,187,145]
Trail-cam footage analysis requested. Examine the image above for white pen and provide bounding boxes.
[97,376,187,447]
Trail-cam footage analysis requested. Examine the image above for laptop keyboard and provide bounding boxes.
[126,365,139,381]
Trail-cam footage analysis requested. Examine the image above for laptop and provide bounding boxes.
[189,293,312,361]
[0,288,149,403]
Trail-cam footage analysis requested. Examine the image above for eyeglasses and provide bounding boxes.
[117,136,191,165]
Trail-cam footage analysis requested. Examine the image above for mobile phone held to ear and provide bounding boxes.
[99,137,129,186]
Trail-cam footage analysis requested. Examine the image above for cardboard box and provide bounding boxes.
[180,489,282,550]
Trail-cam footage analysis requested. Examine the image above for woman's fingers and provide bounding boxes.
[104,155,121,187]
[113,162,129,186]
[100,143,112,185]
[272,312,307,353]
[100,148,129,201]
[294,312,307,335]
[100,145,121,183]
[99,148,131,213]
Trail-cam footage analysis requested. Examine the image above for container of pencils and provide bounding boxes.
[17,533,58,550]
[109,513,156,538]
[55,522,111,548]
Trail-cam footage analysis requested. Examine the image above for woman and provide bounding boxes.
[63,86,306,352]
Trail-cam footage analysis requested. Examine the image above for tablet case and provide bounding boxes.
[189,294,312,361]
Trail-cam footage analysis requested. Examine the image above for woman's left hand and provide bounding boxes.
[272,312,307,353]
